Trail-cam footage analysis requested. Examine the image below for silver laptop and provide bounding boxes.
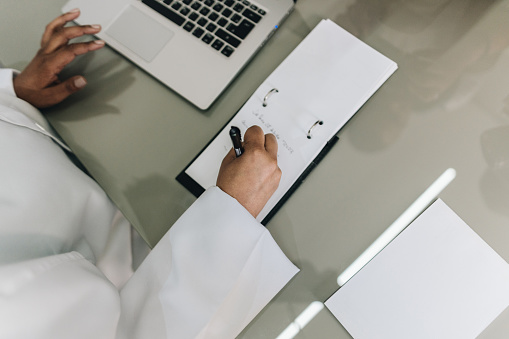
[62,0,295,110]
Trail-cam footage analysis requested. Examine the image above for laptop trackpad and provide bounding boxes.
[105,5,174,62]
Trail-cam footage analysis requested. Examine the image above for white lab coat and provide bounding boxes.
[0,68,298,339]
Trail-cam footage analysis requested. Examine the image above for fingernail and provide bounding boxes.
[91,24,101,30]
[74,77,87,89]
[68,8,80,13]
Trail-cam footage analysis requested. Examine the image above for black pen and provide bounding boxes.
[229,126,244,157]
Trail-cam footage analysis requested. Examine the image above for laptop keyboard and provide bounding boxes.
[142,0,266,57]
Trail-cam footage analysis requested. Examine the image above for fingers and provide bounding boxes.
[41,9,102,55]
[43,24,102,54]
[14,11,104,108]
[221,147,237,166]
[42,9,81,46]
[243,125,278,158]
[264,133,278,159]
[66,39,105,55]
[243,125,266,149]
[45,40,105,72]
[37,76,88,108]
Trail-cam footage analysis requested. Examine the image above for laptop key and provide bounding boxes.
[206,23,217,32]
[199,7,210,15]
[231,14,241,23]
[171,2,182,10]
[183,21,195,31]
[242,8,261,23]
[202,33,214,44]
[221,45,234,57]
[163,0,173,5]
[224,0,234,7]
[183,0,192,4]
[193,27,205,38]
[217,17,228,27]
[233,3,244,12]
[211,39,224,50]
[142,0,186,26]
[213,3,224,11]
[226,19,254,39]
[215,28,241,47]
[189,12,199,21]
[208,12,219,21]
[197,17,208,26]
[222,8,232,17]
[204,0,214,6]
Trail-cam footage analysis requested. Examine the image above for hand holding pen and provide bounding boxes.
[216,125,281,218]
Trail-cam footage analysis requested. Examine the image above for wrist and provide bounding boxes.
[214,185,259,219]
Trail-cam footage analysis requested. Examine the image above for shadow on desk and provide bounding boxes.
[123,174,196,247]
[45,49,136,121]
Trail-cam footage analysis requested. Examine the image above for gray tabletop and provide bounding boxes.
[2,0,509,337]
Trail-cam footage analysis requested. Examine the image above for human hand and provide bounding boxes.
[216,125,282,218]
[13,9,105,108]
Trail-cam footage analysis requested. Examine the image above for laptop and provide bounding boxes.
[62,0,296,110]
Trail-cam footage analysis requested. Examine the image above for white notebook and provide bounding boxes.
[177,19,398,223]
[325,199,509,338]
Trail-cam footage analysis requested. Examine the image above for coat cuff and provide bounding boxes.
[158,186,299,338]
[0,68,19,97]
[118,186,299,338]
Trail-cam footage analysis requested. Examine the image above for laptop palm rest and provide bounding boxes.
[105,5,174,62]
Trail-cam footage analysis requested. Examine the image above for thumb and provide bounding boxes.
[39,76,87,107]
[219,147,237,167]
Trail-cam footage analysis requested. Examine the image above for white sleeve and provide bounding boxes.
[0,187,298,339]
[117,187,299,339]
[0,65,298,338]
[0,68,18,97]
[0,252,121,339]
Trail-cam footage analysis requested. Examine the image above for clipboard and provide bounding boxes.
[176,19,397,224]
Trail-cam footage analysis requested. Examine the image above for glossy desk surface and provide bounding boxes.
[2,0,509,337]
